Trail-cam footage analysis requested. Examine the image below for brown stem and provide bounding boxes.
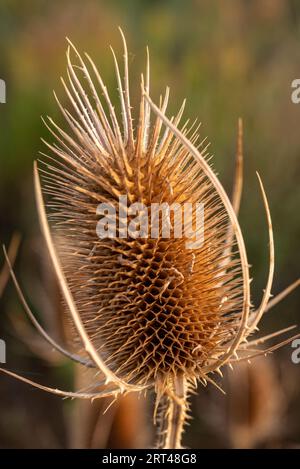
[156,373,188,449]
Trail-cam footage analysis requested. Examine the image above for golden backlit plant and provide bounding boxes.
[1,30,299,449]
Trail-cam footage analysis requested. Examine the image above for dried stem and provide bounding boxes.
[0,232,21,298]
[231,118,243,216]
[157,373,188,449]
[265,278,300,313]
[2,246,95,368]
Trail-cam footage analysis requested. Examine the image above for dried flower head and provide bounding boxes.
[2,30,299,449]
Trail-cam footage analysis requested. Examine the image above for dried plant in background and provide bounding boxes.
[1,30,299,449]
[70,365,149,449]
[0,233,20,299]
[194,355,286,448]
[226,357,284,448]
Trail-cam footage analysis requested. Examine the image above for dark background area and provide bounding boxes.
[0,0,299,448]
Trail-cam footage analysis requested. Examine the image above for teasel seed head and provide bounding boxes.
[34,31,289,447]
[41,43,246,379]
[2,30,299,449]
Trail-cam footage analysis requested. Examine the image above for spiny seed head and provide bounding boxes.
[2,31,296,450]
[40,35,250,391]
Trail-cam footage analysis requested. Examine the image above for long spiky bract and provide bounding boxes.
[2,32,300,449]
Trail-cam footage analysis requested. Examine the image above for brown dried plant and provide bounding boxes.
[1,31,300,449]
[0,233,20,299]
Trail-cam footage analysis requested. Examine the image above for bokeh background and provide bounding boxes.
[0,0,300,448]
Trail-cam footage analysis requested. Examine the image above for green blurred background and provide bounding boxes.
[0,0,299,448]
